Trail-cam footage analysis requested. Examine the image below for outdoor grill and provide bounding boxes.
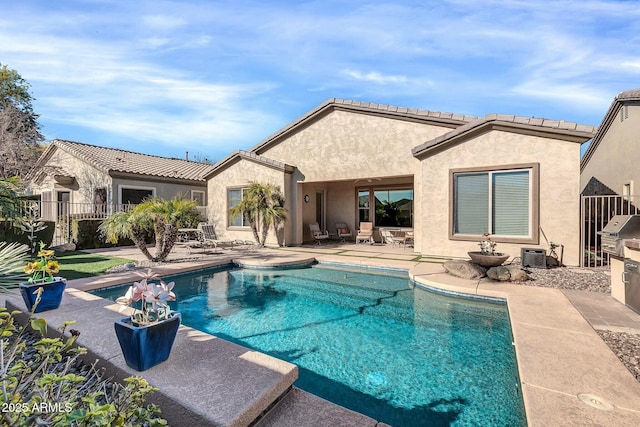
[598,214,640,257]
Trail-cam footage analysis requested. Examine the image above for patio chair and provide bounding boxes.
[390,230,414,248]
[335,222,352,242]
[199,223,236,250]
[309,223,330,245]
[355,222,374,244]
[379,227,398,245]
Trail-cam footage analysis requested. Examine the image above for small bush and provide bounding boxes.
[0,221,55,247]
[0,301,166,426]
[71,219,153,250]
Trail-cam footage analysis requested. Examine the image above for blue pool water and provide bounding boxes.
[93,264,527,426]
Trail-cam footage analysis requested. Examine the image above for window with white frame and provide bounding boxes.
[452,164,538,242]
[191,190,205,206]
[227,187,248,227]
[119,186,154,205]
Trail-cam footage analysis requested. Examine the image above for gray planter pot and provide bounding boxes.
[467,251,509,267]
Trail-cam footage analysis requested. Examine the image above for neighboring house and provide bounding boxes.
[26,139,215,222]
[581,88,640,196]
[206,98,596,266]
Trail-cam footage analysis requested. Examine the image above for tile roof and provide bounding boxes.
[581,88,640,171]
[251,98,477,155]
[205,150,294,179]
[413,113,597,158]
[616,88,640,101]
[47,140,216,182]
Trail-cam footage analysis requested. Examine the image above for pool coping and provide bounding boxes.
[5,250,640,426]
[407,262,640,426]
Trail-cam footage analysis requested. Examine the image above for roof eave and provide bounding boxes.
[109,171,207,186]
[580,92,640,172]
[204,150,295,180]
[413,120,596,159]
[251,98,474,156]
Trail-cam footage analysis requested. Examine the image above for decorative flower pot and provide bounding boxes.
[114,312,181,371]
[467,252,510,268]
[19,277,67,313]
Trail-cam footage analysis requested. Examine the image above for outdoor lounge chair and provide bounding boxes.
[390,230,414,248]
[355,222,374,244]
[199,223,236,250]
[335,222,352,242]
[309,223,330,245]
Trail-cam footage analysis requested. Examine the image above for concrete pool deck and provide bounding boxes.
[4,244,640,426]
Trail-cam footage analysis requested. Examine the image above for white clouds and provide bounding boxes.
[1,0,639,158]
[141,14,187,31]
[343,70,408,85]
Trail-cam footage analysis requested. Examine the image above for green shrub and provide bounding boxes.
[0,221,55,248]
[0,297,166,426]
[71,219,154,250]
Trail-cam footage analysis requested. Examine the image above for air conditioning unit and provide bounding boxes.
[521,248,547,269]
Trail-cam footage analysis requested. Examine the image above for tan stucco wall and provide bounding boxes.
[207,159,288,245]
[260,110,451,182]
[419,131,582,265]
[254,109,453,245]
[29,148,111,204]
[581,103,640,195]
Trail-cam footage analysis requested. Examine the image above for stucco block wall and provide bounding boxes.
[580,104,640,195]
[419,131,582,266]
[207,160,287,245]
[260,110,451,182]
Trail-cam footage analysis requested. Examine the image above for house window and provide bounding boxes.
[623,181,633,200]
[191,190,205,206]
[94,188,107,216]
[119,186,155,205]
[228,187,248,227]
[451,164,539,243]
[358,190,370,223]
[358,187,413,227]
[374,189,413,227]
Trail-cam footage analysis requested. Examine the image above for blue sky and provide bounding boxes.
[2,0,639,162]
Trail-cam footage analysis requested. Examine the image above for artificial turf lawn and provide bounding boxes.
[52,251,134,280]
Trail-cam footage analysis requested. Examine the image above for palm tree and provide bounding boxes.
[229,182,287,247]
[99,196,200,262]
[0,241,29,290]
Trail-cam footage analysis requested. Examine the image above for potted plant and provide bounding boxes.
[467,233,510,267]
[114,270,180,371]
[20,242,66,313]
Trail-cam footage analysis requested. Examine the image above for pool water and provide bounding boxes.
[93,265,527,426]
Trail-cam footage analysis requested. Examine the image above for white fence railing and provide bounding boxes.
[19,201,207,246]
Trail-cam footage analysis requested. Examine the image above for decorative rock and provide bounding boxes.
[443,260,487,279]
[487,265,530,282]
[53,242,76,253]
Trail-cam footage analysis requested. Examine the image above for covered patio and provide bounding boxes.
[296,174,415,246]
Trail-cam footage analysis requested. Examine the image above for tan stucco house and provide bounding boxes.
[581,88,640,196]
[206,99,596,266]
[26,139,215,221]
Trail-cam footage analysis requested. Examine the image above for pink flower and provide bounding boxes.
[143,284,173,311]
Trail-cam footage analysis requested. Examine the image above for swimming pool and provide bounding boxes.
[93,264,527,426]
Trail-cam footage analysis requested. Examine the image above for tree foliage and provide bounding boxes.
[0,63,45,180]
[99,196,200,262]
[0,178,21,219]
[228,182,287,247]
